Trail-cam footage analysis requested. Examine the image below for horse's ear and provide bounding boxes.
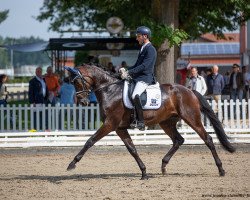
[64,66,79,75]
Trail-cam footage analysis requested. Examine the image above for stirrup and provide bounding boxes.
[130,120,137,129]
[137,121,145,131]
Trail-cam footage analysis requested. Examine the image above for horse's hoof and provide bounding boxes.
[219,170,225,176]
[67,161,76,171]
[141,175,149,180]
[161,168,167,176]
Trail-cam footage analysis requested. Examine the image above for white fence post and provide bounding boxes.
[0,101,249,132]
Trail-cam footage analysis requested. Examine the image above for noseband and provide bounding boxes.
[71,70,93,98]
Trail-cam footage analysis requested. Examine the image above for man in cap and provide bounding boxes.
[120,26,157,130]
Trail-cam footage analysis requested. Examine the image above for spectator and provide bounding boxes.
[106,62,116,74]
[87,55,99,65]
[242,65,250,100]
[28,67,49,130]
[205,68,212,80]
[89,90,97,105]
[44,66,60,105]
[229,64,244,102]
[222,71,231,95]
[58,77,76,106]
[58,77,77,130]
[206,65,225,103]
[116,61,128,73]
[0,74,9,106]
[176,62,192,85]
[185,67,207,95]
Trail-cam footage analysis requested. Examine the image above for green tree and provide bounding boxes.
[37,0,250,83]
[0,10,8,24]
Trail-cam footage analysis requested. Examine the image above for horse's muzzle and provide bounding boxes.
[79,98,90,106]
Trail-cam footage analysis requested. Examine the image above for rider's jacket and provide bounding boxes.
[128,43,157,84]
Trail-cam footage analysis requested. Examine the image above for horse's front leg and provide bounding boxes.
[67,123,112,171]
[116,128,148,180]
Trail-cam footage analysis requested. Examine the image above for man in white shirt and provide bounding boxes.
[185,67,207,95]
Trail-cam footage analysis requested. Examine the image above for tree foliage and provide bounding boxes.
[37,0,250,42]
[0,10,8,24]
[179,0,250,38]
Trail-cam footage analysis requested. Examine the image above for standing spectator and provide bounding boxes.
[222,71,231,95]
[242,65,250,100]
[28,67,49,130]
[0,74,9,106]
[58,77,76,130]
[229,64,244,102]
[185,67,207,95]
[206,65,225,103]
[44,66,60,105]
[176,62,192,85]
[58,77,76,106]
[89,90,97,105]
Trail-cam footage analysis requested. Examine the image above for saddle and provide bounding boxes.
[123,80,161,110]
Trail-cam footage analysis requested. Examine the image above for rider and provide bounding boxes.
[120,26,157,130]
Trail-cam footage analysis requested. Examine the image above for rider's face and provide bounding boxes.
[136,34,146,45]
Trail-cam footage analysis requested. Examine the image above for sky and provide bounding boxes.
[0,0,61,41]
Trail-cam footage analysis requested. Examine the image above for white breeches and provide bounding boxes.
[132,81,148,99]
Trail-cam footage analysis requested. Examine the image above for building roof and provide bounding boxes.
[181,42,239,56]
[200,33,240,43]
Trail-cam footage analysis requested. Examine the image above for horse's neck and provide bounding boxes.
[91,68,118,90]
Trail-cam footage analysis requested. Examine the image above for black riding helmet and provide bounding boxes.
[136,26,151,38]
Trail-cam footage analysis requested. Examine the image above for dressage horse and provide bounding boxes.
[65,64,235,180]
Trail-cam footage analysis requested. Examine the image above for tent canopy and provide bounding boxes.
[3,37,139,52]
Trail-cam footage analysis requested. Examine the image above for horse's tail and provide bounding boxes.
[192,90,235,153]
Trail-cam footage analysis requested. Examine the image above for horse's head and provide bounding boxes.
[64,66,93,106]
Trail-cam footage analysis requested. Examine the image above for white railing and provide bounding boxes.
[0,130,249,148]
[1,99,250,148]
[0,104,100,132]
[7,91,28,101]
[1,99,250,132]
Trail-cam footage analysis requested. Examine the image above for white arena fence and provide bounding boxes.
[0,99,250,148]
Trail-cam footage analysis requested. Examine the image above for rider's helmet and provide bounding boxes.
[136,26,151,38]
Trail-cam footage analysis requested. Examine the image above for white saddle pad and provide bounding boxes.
[123,81,161,110]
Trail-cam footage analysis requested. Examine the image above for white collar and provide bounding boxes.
[140,42,150,52]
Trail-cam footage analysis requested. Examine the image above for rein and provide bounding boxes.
[73,68,123,95]
[93,79,124,92]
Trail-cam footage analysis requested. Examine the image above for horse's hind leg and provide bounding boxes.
[181,114,225,176]
[116,129,148,180]
[159,118,184,175]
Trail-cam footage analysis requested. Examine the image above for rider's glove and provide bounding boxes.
[121,70,129,80]
[119,67,126,73]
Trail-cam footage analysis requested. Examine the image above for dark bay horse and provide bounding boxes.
[65,64,235,180]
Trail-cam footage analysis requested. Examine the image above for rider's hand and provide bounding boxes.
[121,70,129,80]
[119,67,126,73]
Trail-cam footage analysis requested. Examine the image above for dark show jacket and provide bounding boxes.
[128,43,157,84]
[29,77,49,104]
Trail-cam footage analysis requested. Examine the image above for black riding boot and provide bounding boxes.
[133,95,145,131]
